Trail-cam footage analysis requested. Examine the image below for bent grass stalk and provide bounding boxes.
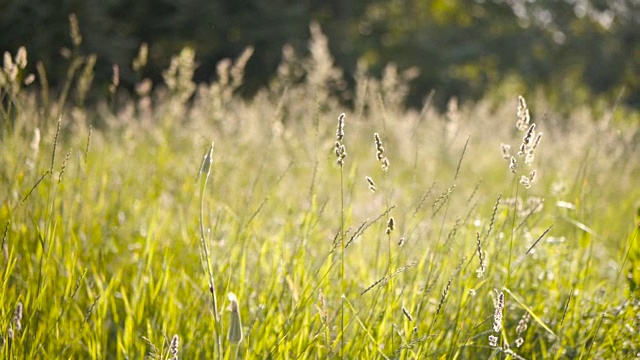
[198,142,223,359]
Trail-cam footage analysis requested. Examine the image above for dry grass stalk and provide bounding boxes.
[361,261,417,295]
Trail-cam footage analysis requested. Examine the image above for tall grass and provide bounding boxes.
[1,22,640,359]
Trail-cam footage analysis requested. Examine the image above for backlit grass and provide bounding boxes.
[1,30,639,359]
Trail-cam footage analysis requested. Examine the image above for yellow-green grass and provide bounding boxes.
[1,40,639,359]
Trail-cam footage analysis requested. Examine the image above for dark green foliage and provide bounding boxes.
[0,0,638,109]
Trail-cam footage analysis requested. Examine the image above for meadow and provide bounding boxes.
[1,27,640,359]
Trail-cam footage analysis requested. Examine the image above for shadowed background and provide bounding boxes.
[1,0,638,110]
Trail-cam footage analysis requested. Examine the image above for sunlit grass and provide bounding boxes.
[1,30,639,359]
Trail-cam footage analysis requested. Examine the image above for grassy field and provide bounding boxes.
[1,32,640,359]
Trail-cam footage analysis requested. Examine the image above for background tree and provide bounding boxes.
[0,0,637,110]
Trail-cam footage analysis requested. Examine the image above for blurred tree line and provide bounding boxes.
[1,0,638,110]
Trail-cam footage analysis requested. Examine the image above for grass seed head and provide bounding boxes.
[501,143,511,160]
[374,133,384,161]
[334,113,347,166]
[504,348,527,360]
[336,112,345,141]
[516,95,530,131]
[402,306,413,322]
[365,176,377,192]
[15,46,27,69]
[169,334,179,359]
[475,232,486,278]
[334,141,346,166]
[488,334,498,347]
[381,157,390,172]
[523,124,536,148]
[13,302,23,332]
[516,312,531,334]
[492,290,505,333]
[373,133,390,171]
[3,51,15,79]
[532,132,543,150]
[385,217,395,235]
[316,291,327,323]
[435,278,452,318]
[68,13,83,47]
[23,73,35,85]
[133,43,149,72]
[509,156,517,173]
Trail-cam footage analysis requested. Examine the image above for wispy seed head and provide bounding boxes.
[23,73,35,85]
[334,141,346,166]
[336,113,345,141]
[516,312,531,334]
[516,95,530,131]
[170,334,179,359]
[509,156,517,173]
[373,132,390,170]
[15,46,27,69]
[3,51,13,74]
[402,306,413,322]
[434,278,452,317]
[492,290,505,333]
[488,334,498,347]
[475,232,486,278]
[501,143,511,160]
[374,133,384,161]
[532,132,543,150]
[13,302,23,332]
[68,13,83,47]
[523,124,536,146]
[316,291,327,322]
[365,176,377,193]
[381,157,390,172]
